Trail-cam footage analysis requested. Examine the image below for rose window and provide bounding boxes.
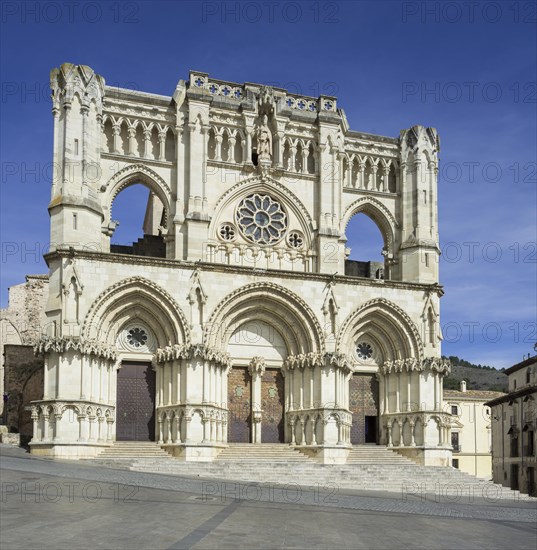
[356,342,373,360]
[126,327,148,349]
[236,194,287,245]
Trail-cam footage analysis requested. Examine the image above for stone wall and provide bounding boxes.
[1,275,48,416]
[3,344,44,443]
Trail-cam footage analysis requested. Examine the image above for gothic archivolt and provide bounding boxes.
[82,276,191,347]
[210,174,314,241]
[203,281,325,355]
[336,297,424,362]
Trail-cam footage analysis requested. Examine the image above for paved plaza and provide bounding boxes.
[1,445,536,549]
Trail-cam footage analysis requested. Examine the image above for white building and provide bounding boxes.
[29,63,452,465]
[443,381,504,479]
[486,356,537,496]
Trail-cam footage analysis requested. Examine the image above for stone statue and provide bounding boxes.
[255,114,272,161]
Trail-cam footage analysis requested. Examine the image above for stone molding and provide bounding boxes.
[379,356,451,376]
[44,248,442,294]
[282,352,353,374]
[34,336,117,361]
[154,343,231,369]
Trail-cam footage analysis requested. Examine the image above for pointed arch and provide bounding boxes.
[337,298,424,363]
[341,197,397,256]
[204,282,324,355]
[101,164,172,229]
[82,276,190,348]
[211,174,314,239]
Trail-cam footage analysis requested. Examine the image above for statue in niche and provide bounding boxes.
[255,114,272,162]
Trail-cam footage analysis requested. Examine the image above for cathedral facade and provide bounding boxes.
[30,64,452,465]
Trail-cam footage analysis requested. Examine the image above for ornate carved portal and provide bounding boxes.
[116,362,156,441]
[349,373,379,445]
[261,368,285,443]
[227,367,252,442]
[227,366,285,443]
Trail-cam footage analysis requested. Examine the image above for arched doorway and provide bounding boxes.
[227,320,287,443]
[115,323,158,441]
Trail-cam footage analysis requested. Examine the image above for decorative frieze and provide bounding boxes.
[34,336,117,361]
[154,343,231,369]
[283,352,352,373]
[379,357,450,375]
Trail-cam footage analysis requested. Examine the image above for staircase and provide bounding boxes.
[216,444,311,462]
[94,441,173,460]
[90,443,535,500]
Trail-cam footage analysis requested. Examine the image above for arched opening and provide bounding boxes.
[307,143,315,174]
[221,130,230,162]
[207,128,216,160]
[150,126,159,160]
[102,118,114,153]
[110,183,166,258]
[388,164,397,193]
[234,133,243,163]
[345,213,386,279]
[164,128,175,161]
[227,319,288,443]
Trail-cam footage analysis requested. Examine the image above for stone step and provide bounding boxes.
[86,443,535,502]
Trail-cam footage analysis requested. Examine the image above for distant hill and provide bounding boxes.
[442,355,508,392]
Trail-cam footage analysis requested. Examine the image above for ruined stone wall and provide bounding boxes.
[3,345,44,442]
[1,275,48,416]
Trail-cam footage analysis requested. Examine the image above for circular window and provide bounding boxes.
[126,327,148,349]
[236,193,287,245]
[219,223,236,242]
[356,342,373,360]
[287,231,304,249]
[118,323,155,353]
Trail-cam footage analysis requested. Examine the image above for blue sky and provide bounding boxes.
[1,1,535,368]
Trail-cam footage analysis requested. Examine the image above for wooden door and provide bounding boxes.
[116,362,156,441]
[261,368,285,443]
[228,367,252,442]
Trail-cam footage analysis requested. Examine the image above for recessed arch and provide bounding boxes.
[204,282,324,355]
[210,174,314,247]
[337,298,424,362]
[82,276,190,349]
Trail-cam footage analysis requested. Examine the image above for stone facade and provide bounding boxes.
[27,63,452,465]
[486,356,537,496]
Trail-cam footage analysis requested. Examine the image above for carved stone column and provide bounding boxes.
[143,129,152,159]
[158,131,166,160]
[249,356,266,444]
[127,127,136,156]
[112,124,121,154]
